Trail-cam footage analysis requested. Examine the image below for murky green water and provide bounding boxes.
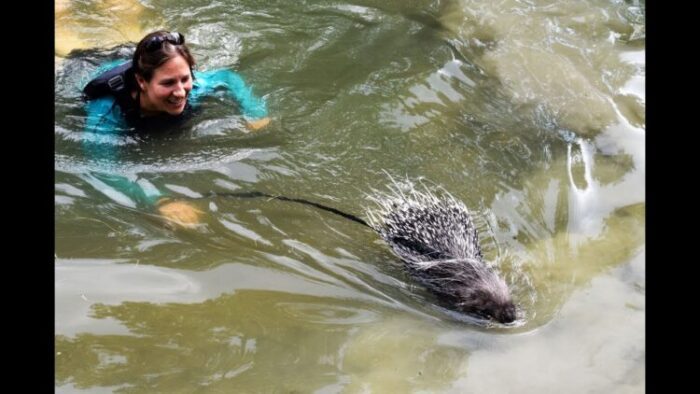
[56,0,645,392]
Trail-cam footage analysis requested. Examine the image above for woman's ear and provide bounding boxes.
[135,74,147,91]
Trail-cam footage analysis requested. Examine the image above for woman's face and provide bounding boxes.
[137,55,192,116]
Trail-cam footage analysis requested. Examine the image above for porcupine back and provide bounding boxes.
[365,183,516,323]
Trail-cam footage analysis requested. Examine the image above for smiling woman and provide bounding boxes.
[81,30,272,227]
[83,30,270,131]
[135,33,193,116]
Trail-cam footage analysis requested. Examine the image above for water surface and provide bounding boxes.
[56,0,645,392]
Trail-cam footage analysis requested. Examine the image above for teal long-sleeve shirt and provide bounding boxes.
[82,61,268,208]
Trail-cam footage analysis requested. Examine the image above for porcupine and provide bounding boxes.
[205,183,517,324]
[364,182,517,324]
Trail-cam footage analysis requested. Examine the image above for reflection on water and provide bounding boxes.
[448,251,644,393]
[55,0,161,57]
[56,259,469,392]
[56,0,644,392]
[441,0,645,135]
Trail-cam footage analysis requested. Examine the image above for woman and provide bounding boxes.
[82,30,271,227]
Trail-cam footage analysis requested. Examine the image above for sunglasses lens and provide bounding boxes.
[170,32,185,45]
[145,37,161,51]
[144,32,185,52]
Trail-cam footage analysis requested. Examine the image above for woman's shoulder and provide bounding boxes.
[192,68,245,92]
[83,59,133,99]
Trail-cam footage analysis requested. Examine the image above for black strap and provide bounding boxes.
[83,61,134,99]
[201,191,369,227]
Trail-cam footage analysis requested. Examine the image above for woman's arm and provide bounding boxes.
[82,100,201,225]
[191,69,270,130]
[82,97,166,208]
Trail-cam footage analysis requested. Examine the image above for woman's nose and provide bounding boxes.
[173,84,186,97]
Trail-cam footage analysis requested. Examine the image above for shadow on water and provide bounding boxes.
[56,278,472,392]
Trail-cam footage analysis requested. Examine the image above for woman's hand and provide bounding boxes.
[156,198,204,228]
[246,117,271,131]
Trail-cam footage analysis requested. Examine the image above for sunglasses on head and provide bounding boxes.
[144,32,185,52]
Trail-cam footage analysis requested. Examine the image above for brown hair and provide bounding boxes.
[132,30,196,82]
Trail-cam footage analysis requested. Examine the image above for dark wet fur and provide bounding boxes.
[367,186,517,324]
